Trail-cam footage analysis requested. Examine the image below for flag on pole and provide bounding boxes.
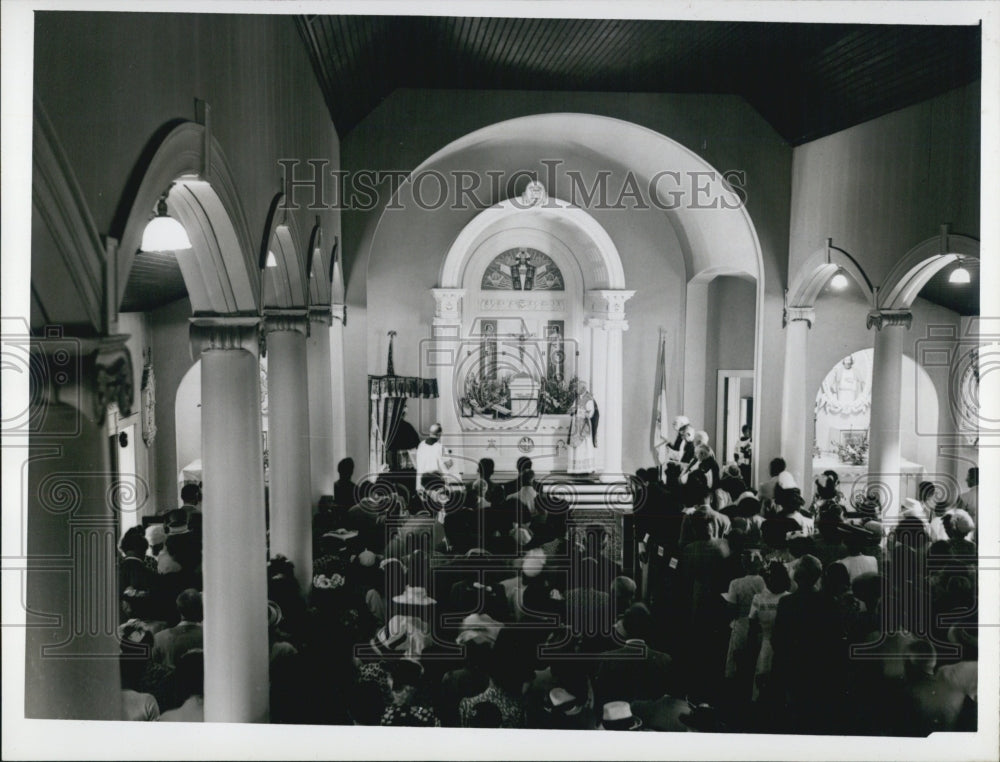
[651,329,672,471]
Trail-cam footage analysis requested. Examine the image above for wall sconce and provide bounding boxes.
[830,270,849,290]
[140,193,191,252]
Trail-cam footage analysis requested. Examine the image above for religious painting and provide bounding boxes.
[480,247,565,291]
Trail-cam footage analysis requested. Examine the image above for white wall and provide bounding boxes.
[703,276,757,445]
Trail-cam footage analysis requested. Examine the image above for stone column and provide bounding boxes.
[585,290,635,479]
[263,312,313,593]
[24,333,133,720]
[329,303,348,466]
[431,288,465,460]
[307,309,335,503]
[866,309,912,515]
[780,306,816,490]
[190,317,270,723]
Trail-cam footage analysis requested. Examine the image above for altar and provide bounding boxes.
[811,457,926,503]
[426,181,634,479]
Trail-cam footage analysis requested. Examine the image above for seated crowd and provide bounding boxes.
[116,447,980,735]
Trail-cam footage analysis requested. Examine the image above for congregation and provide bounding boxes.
[116,420,979,735]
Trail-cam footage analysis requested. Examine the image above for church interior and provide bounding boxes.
[7,5,993,750]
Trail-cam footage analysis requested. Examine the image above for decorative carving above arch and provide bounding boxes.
[481,247,565,291]
[440,194,625,291]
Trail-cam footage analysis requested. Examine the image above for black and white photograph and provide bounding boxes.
[2,1,998,759]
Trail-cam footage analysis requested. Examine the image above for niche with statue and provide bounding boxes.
[814,349,873,465]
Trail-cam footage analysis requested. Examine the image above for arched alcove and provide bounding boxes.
[351,113,767,478]
[810,348,941,503]
[431,187,630,474]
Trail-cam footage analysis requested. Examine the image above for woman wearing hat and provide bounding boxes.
[380,658,440,727]
[598,701,643,731]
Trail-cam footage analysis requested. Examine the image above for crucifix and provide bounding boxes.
[516,329,534,363]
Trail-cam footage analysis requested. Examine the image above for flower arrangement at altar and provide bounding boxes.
[834,432,869,465]
[461,372,512,417]
[539,375,583,415]
[313,572,346,590]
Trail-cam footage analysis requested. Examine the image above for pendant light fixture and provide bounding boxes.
[948,262,971,284]
[140,193,191,252]
[830,270,849,290]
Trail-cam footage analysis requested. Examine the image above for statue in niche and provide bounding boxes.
[829,356,865,405]
[814,349,873,458]
[817,354,871,416]
[567,382,599,475]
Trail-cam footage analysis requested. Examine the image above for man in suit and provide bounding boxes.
[501,456,533,500]
[152,589,203,669]
[594,603,675,708]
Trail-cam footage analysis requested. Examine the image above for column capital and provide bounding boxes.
[783,305,816,328]
[867,309,912,331]
[30,330,133,426]
[190,316,261,359]
[330,303,346,325]
[431,288,466,321]
[585,289,635,320]
[263,310,310,336]
[308,307,333,327]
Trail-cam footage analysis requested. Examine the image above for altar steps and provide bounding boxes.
[535,476,635,513]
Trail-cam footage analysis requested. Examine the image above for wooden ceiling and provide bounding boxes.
[295,16,981,144]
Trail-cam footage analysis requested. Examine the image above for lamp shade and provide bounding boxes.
[948,266,971,284]
[830,271,849,290]
[140,214,191,252]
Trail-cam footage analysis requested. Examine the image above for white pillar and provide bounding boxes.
[329,304,348,466]
[867,309,912,515]
[307,309,335,503]
[586,290,635,479]
[780,306,815,490]
[431,288,465,462]
[264,314,313,593]
[191,317,269,723]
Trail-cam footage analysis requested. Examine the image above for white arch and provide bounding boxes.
[260,192,308,310]
[440,196,625,290]
[116,121,258,314]
[306,223,332,307]
[788,241,875,308]
[397,113,762,285]
[879,231,979,310]
[356,112,766,478]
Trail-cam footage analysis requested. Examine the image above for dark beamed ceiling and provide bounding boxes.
[295,16,981,145]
